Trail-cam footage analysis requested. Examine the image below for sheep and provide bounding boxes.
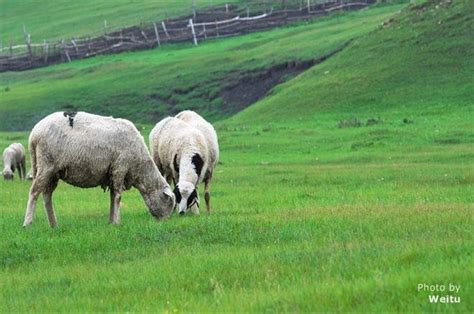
[175,110,219,212]
[23,111,175,228]
[149,117,209,215]
[2,143,26,180]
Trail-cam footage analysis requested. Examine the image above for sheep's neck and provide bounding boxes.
[178,156,199,186]
[135,159,165,192]
[3,159,12,172]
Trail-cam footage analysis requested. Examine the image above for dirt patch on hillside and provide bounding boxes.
[143,42,350,121]
[220,42,350,114]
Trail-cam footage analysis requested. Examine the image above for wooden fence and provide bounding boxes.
[0,0,375,72]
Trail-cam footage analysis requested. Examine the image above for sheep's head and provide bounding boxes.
[3,169,13,180]
[141,186,175,220]
[136,160,175,220]
[174,181,199,216]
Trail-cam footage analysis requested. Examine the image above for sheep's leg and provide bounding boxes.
[21,160,26,180]
[43,192,57,228]
[23,165,54,227]
[43,178,58,228]
[109,190,121,225]
[23,182,41,227]
[204,175,211,214]
[16,164,22,181]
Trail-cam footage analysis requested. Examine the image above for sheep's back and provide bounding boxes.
[150,117,209,180]
[176,111,219,170]
[30,112,148,187]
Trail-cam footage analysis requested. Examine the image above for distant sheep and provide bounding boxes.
[2,143,26,180]
[176,110,219,212]
[149,117,209,215]
[23,111,175,228]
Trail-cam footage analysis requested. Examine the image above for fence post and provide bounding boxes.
[43,40,49,64]
[189,19,198,45]
[153,22,161,47]
[141,30,149,42]
[87,36,92,54]
[161,21,170,40]
[103,20,109,46]
[62,39,71,63]
[104,20,108,35]
[23,25,33,61]
[307,0,311,13]
[225,3,228,13]
[71,37,79,54]
[27,34,33,61]
[203,24,207,39]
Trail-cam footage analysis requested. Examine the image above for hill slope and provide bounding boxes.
[0,4,405,131]
[0,0,242,43]
[231,0,473,124]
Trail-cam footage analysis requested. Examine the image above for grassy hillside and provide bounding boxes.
[230,0,474,124]
[0,0,472,311]
[0,0,242,44]
[0,4,404,131]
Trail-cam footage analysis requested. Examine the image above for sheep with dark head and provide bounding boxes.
[2,143,26,181]
[23,111,175,228]
[149,117,209,215]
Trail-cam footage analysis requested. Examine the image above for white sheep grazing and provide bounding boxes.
[149,117,209,215]
[175,110,219,212]
[23,111,175,228]
[2,143,26,180]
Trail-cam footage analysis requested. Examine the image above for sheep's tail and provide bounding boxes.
[29,140,37,179]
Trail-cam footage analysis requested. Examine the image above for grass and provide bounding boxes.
[0,0,245,44]
[0,0,473,311]
[229,0,473,125]
[0,4,405,131]
[0,113,472,311]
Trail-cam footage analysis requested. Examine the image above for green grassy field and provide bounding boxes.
[0,0,473,311]
[0,0,246,44]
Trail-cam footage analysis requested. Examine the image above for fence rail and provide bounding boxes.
[0,0,375,72]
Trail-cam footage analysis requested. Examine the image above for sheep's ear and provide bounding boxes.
[191,154,204,177]
[173,155,179,173]
[173,184,182,203]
